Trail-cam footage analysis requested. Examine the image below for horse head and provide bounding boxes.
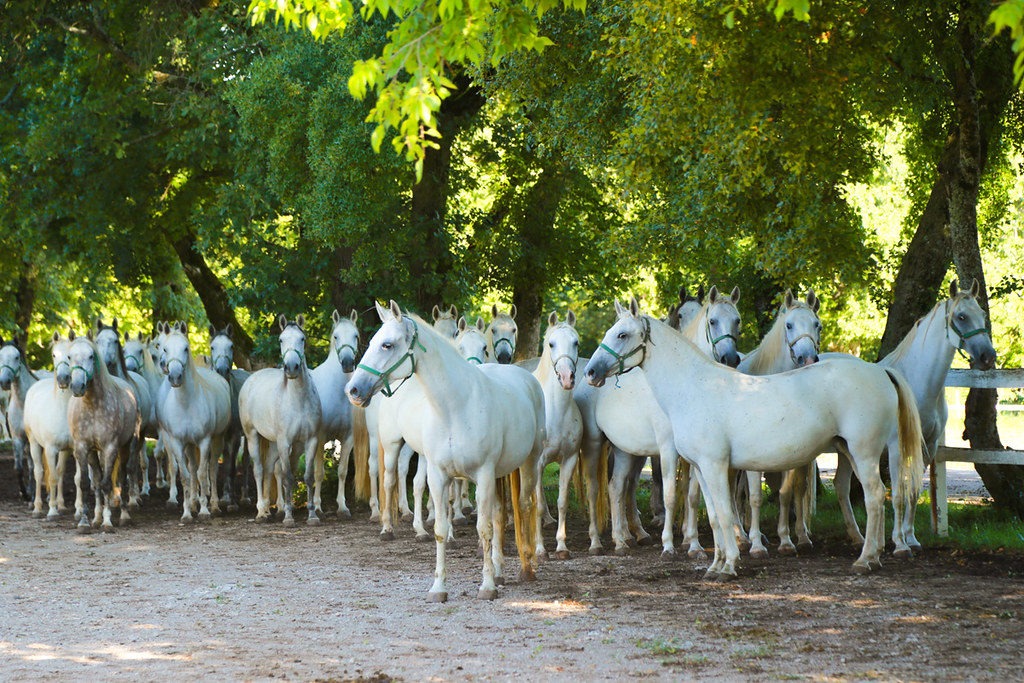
[0,338,23,391]
[68,336,103,397]
[346,300,419,405]
[585,298,648,387]
[781,289,822,367]
[431,304,459,341]
[489,304,518,364]
[123,332,149,374]
[704,286,741,368]
[330,309,360,373]
[456,316,490,366]
[278,314,308,380]
[946,279,996,370]
[93,317,125,376]
[163,323,193,388]
[209,323,235,378]
[52,330,76,389]
[544,311,580,390]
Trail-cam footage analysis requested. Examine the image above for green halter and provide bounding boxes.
[599,317,651,377]
[946,299,989,362]
[357,317,426,397]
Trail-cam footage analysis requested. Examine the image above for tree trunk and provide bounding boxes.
[13,260,37,347]
[170,231,254,370]
[948,16,1024,518]
[409,77,484,315]
[875,137,956,359]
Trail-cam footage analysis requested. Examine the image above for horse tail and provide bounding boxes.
[351,406,371,502]
[496,475,509,549]
[596,441,610,534]
[885,368,924,511]
[510,468,538,581]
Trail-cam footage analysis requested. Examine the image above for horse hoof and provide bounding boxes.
[307,516,321,526]
[588,547,606,557]
[76,524,92,535]
[197,512,212,523]
[339,509,353,520]
[227,504,239,513]
[380,530,395,542]
[749,548,769,561]
[893,548,913,560]
[650,515,665,528]
[180,516,194,525]
[536,551,550,564]
[127,501,140,512]
[852,563,872,575]
[477,588,498,601]
[555,550,572,561]
[165,501,179,511]
[661,549,677,561]
[101,524,115,534]
[625,538,638,549]
[737,539,751,553]
[909,542,923,553]
[637,536,654,547]
[452,516,469,528]
[495,576,506,586]
[282,517,296,528]
[428,591,448,603]
[254,514,270,524]
[518,568,537,583]
[797,541,813,552]
[400,512,413,522]
[31,510,44,519]
[45,513,60,523]
[687,549,709,561]
[614,546,629,557]
[703,569,721,581]
[462,506,474,517]
[415,533,431,543]
[777,544,797,557]
[542,518,557,529]
[240,497,252,507]
[369,512,380,522]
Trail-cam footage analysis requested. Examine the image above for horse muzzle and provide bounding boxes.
[283,363,302,380]
[719,350,741,368]
[974,348,996,371]
[55,370,72,389]
[345,375,375,407]
[125,357,140,373]
[213,358,232,376]
[339,355,356,373]
[795,354,818,367]
[70,379,88,397]
[0,374,12,391]
[583,358,609,388]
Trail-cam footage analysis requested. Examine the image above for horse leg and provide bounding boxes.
[581,437,606,555]
[834,452,865,545]
[98,446,119,532]
[426,465,452,602]
[607,448,631,554]
[533,459,550,560]
[475,474,500,600]
[848,447,886,573]
[743,471,768,559]
[73,447,87,524]
[412,452,429,540]
[30,440,46,518]
[115,442,133,528]
[209,435,223,516]
[625,455,652,546]
[793,464,813,550]
[888,445,915,559]
[250,434,270,522]
[335,436,354,519]
[195,438,214,522]
[367,437,381,522]
[52,448,69,518]
[658,450,678,557]
[279,440,301,527]
[13,436,31,502]
[451,478,469,527]
[681,462,707,560]
[139,439,151,498]
[303,438,322,525]
[777,469,797,555]
[379,439,402,540]
[649,455,666,527]
[221,430,237,512]
[397,444,413,521]
[692,460,741,579]
[554,451,578,560]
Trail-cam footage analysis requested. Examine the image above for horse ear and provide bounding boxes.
[491,303,499,319]
[208,324,217,340]
[548,311,558,327]
[277,314,288,332]
[807,290,820,313]
[458,316,467,332]
[86,330,93,341]
[180,321,188,336]
[970,278,980,297]
[678,285,687,304]
[708,286,719,304]
[69,330,76,341]
[696,285,705,303]
[332,309,341,325]
[111,317,118,332]
[629,296,641,317]
[95,316,104,331]
[374,300,389,322]
[350,309,358,323]
[949,280,958,299]
[296,314,306,329]
[509,304,517,320]
[730,286,740,304]
[476,316,485,332]
[783,289,794,310]
[567,310,576,328]
[432,305,441,322]
[389,300,402,320]
[614,300,627,318]
[225,323,233,339]
[52,331,60,343]
[448,304,457,317]
[123,330,130,342]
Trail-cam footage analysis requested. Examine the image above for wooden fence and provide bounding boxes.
[931,367,1024,536]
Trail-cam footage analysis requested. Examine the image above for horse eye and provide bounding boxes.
[573,340,579,347]
[815,322,821,329]
[617,332,628,340]
[709,319,717,326]
[786,322,793,330]
[382,342,393,351]
[957,313,966,321]
[548,342,554,348]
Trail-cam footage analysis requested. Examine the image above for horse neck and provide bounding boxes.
[283,364,313,392]
[536,345,571,405]
[643,317,710,402]
[15,363,38,402]
[741,316,788,376]
[409,323,473,420]
[882,305,955,402]
[681,308,712,356]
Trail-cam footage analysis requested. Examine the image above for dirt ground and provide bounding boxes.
[2,447,1022,682]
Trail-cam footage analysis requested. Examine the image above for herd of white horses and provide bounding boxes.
[0,280,997,602]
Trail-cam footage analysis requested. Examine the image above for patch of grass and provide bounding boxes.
[635,637,686,656]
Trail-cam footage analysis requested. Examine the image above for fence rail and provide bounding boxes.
[932,368,1024,536]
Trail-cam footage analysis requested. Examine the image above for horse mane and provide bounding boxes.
[743,312,789,376]
[648,315,719,368]
[680,301,708,340]
[882,296,950,366]
[409,313,467,366]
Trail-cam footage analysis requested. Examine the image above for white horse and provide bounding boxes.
[831,279,996,554]
[431,304,460,341]
[24,332,79,520]
[310,309,370,518]
[239,315,323,526]
[208,324,253,511]
[533,311,583,560]
[0,337,40,501]
[735,290,822,558]
[488,304,518,364]
[67,336,141,533]
[602,285,743,558]
[585,298,924,577]
[156,323,232,523]
[95,318,155,505]
[347,301,544,602]
[124,331,169,494]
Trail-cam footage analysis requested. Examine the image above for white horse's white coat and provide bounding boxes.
[0,339,39,501]
[585,300,924,577]
[239,316,323,526]
[347,301,544,602]
[831,280,996,553]
[156,324,232,523]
